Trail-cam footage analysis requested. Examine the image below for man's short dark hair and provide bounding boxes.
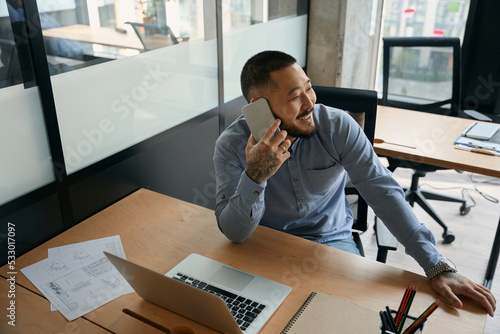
[240,50,297,103]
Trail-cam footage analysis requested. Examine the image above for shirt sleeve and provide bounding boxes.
[213,136,266,243]
[327,109,443,271]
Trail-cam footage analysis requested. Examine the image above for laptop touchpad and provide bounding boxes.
[209,266,254,291]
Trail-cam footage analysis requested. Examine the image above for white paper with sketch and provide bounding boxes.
[46,235,134,311]
[21,235,133,321]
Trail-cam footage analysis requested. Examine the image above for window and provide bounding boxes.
[376,0,470,95]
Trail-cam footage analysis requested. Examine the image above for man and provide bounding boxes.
[213,50,496,316]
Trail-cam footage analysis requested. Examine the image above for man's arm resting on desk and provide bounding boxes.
[215,170,266,243]
[214,119,290,242]
[214,133,266,243]
[353,173,496,316]
[370,191,497,316]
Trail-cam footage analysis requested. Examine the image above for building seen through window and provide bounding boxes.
[376,0,470,102]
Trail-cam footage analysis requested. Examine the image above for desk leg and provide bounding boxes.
[484,216,500,289]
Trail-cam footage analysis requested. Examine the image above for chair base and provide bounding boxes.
[404,171,470,244]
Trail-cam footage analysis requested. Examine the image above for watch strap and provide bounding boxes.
[425,258,457,279]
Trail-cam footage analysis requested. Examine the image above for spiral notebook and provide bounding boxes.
[281,290,380,333]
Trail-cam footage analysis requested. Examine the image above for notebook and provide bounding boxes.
[104,252,291,334]
[281,290,381,333]
[461,122,500,140]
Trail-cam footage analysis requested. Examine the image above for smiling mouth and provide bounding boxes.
[297,110,313,120]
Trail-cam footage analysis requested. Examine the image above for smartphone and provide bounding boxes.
[242,98,279,142]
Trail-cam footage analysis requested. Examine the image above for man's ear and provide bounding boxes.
[249,97,261,103]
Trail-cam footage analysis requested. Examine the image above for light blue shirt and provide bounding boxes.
[214,104,442,271]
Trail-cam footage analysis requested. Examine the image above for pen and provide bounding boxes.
[454,144,500,156]
[397,285,416,333]
[394,286,410,327]
[380,310,397,334]
[403,300,440,334]
[394,284,415,329]
[380,311,390,331]
[385,306,397,332]
[467,142,498,151]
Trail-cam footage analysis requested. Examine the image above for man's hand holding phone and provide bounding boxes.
[245,119,291,184]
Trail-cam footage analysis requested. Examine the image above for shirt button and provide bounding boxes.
[293,178,298,182]
[221,195,225,199]
[366,162,372,167]
[254,191,260,196]
[298,199,303,202]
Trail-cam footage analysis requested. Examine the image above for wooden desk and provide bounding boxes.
[43,24,144,50]
[0,279,110,333]
[374,105,500,288]
[374,106,499,178]
[0,189,487,333]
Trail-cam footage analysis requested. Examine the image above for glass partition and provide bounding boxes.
[47,0,218,174]
[36,0,207,74]
[0,86,55,206]
[222,0,308,102]
[1,0,24,88]
[0,0,309,201]
[0,0,54,205]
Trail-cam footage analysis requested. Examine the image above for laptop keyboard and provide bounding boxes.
[173,272,267,332]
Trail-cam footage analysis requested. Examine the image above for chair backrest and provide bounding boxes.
[125,22,179,51]
[313,86,378,233]
[313,86,378,144]
[381,37,461,116]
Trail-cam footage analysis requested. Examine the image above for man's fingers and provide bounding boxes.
[272,128,288,145]
[440,284,464,309]
[431,274,463,309]
[261,119,282,142]
[477,283,497,305]
[277,139,292,154]
[457,280,496,316]
[462,284,496,317]
[247,135,257,146]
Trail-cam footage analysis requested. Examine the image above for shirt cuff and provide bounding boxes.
[238,171,267,200]
[404,225,443,272]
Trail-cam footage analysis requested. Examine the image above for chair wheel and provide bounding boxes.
[442,231,455,244]
[460,203,471,215]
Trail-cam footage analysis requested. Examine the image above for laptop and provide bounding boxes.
[104,252,292,334]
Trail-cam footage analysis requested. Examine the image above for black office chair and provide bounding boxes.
[381,37,471,244]
[125,22,181,51]
[314,86,398,262]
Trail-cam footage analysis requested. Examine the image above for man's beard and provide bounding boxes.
[280,110,317,138]
[283,123,317,138]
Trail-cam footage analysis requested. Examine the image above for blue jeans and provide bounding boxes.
[321,235,361,256]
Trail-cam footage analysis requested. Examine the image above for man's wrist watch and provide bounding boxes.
[425,258,457,279]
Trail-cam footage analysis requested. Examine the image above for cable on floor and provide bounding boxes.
[418,173,500,209]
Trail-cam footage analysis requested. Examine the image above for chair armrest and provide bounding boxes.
[375,216,398,262]
[461,109,493,122]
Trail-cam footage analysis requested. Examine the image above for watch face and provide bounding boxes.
[443,258,456,270]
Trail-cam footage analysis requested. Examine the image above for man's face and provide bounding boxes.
[260,63,317,140]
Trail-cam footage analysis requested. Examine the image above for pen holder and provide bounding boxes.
[380,309,425,334]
